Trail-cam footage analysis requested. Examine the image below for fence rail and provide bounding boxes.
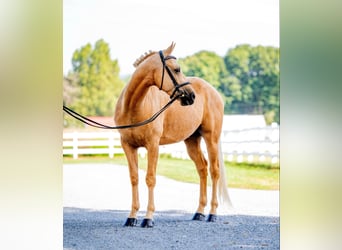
[63,131,124,159]
[63,126,279,164]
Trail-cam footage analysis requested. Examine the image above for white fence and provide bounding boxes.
[63,131,124,159]
[63,126,279,164]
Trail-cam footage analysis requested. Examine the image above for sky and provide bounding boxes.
[64,0,279,76]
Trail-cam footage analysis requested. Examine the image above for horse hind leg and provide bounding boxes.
[184,135,208,221]
[203,136,221,222]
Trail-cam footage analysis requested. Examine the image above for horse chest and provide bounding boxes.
[120,128,157,148]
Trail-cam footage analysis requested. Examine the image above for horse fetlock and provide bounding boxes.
[199,198,207,209]
[209,205,218,215]
[146,208,155,219]
[129,205,140,218]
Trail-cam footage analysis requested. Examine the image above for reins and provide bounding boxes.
[63,50,190,129]
[63,93,182,129]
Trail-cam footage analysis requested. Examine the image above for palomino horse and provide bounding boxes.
[114,42,232,227]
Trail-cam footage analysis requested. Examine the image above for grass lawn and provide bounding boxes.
[63,155,279,190]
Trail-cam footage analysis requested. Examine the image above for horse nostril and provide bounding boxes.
[191,92,195,100]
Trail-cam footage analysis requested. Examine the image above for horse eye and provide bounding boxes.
[174,67,181,73]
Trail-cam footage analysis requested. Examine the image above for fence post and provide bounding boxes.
[72,131,78,159]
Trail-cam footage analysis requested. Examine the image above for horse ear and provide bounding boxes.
[164,42,176,55]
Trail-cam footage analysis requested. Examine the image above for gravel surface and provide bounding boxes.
[63,163,279,249]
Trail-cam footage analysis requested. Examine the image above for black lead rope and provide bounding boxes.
[63,93,182,129]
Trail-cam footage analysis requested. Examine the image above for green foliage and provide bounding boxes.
[179,45,280,124]
[63,39,124,127]
[179,51,229,89]
[223,45,280,123]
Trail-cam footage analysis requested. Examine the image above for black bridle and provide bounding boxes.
[158,50,191,99]
[63,50,192,129]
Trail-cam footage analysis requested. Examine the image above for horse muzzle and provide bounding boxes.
[179,89,195,106]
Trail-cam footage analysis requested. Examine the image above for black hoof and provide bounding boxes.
[123,217,138,227]
[192,212,206,221]
[140,218,154,228]
[207,214,217,222]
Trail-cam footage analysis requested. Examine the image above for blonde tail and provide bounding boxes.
[218,140,233,209]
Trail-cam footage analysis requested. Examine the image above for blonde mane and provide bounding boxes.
[133,50,156,68]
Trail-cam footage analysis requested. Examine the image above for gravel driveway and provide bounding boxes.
[63,163,279,249]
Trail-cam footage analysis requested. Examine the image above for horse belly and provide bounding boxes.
[159,131,194,145]
[159,110,202,145]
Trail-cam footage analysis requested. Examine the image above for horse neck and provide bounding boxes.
[123,71,154,110]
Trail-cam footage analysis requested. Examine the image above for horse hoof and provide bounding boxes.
[192,212,206,221]
[141,218,154,228]
[123,217,138,227]
[207,214,217,222]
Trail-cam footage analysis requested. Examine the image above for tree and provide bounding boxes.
[179,51,229,89]
[63,75,80,107]
[64,39,124,126]
[223,45,280,123]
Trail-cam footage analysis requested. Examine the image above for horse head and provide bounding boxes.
[133,42,195,106]
[158,42,195,106]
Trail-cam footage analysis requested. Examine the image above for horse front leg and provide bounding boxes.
[121,142,140,227]
[141,143,159,228]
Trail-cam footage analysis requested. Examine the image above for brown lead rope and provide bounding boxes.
[63,93,182,129]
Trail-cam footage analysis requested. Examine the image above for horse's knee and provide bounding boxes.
[130,176,139,186]
[145,175,156,187]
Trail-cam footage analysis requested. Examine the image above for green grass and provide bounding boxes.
[63,155,279,190]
